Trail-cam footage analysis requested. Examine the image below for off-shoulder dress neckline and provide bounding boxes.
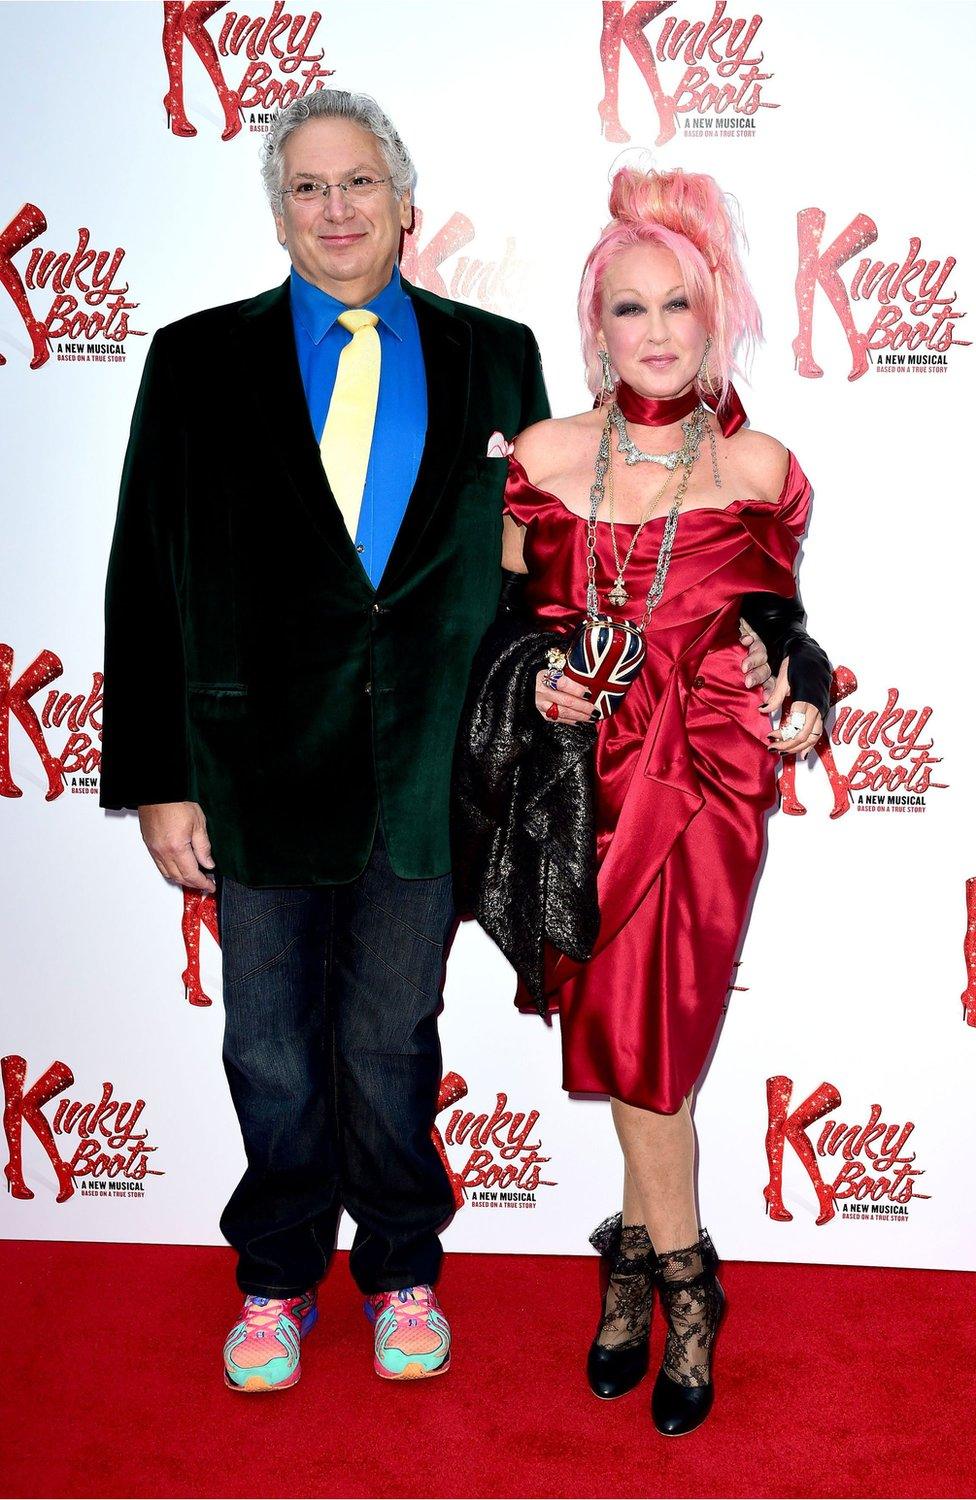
[506,452,797,526]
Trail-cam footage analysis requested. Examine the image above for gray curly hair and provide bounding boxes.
[261,90,417,213]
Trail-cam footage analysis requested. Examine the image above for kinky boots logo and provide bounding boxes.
[160,1,332,139]
[2,1056,163,1203]
[833,688,948,814]
[433,1073,557,1210]
[777,668,949,819]
[597,1,779,146]
[0,206,145,369]
[793,209,970,382]
[401,209,528,316]
[763,1076,930,1228]
[0,646,102,801]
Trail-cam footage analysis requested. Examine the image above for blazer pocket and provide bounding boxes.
[187,682,249,721]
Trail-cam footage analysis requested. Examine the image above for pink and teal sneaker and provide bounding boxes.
[223,1289,317,1392]
[364,1285,451,1380]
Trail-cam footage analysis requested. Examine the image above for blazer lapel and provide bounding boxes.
[380,281,471,589]
[234,280,371,581]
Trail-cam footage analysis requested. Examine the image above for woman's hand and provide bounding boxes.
[760,656,823,758]
[535,667,596,724]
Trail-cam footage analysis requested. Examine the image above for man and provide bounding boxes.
[101,88,778,1392]
[101,87,553,1391]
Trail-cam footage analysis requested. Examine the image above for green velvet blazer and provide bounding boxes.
[100,277,550,883]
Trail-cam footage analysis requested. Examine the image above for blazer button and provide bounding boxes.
[692,675,705,689]
[356,544,365,554]
[365,682,372,696]
[372,603,388,615]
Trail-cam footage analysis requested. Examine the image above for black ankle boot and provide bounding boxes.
[586,1212,655,1399]
[651,1229,725,1436]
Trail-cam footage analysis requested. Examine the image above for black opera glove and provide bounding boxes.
[497,567,529,621]
[740,589,832,722]
[740,590,803,674]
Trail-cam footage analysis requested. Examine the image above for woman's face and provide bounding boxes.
[598,242,708,401]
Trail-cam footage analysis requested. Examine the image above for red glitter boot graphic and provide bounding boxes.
[597,1,677,145]
[432,1071,468,1211]
[793,209,877,381]
[962,878,976,1027]
[2,1055,76,1202]
[0,203,50,370]
[162,1,242,141]
[181,888,220,1006]
[779,666,857,819]
[763,1074,841,1227]
[0,645,66,801]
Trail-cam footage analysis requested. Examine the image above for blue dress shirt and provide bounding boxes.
[289,264,427,588]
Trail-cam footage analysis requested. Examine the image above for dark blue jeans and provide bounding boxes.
[217,827,456,1296]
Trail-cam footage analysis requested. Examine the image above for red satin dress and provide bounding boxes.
[504,451,812,1113]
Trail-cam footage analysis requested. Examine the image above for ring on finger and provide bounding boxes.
[545,702,560,721]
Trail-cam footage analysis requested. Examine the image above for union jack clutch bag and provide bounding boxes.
[562,613,646,719]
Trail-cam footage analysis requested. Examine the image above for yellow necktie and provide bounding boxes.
[320,309,381,541]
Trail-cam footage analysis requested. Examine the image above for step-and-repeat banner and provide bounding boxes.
[2,0,973,1269]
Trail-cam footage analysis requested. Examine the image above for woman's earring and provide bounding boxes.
[599,349,614,406]
[698,335,720,399]
[699,336,723,490]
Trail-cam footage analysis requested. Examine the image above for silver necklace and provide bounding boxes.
[586,410,695,626]
[610,401,709,470]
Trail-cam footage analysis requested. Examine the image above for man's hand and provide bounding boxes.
[738,618,774,702]
[138,801,216,891]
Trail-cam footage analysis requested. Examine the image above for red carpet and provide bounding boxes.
[1,1241,972,1500]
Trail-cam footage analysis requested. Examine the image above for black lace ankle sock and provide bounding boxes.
[654,1230,723,1388]
[589,1212,654,1351]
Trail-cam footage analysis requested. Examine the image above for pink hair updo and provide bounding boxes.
[578,166,762,399]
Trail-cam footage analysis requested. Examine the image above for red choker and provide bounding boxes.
[614,378,747,438]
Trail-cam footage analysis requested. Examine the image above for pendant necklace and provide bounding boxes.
[586,406,699,624]
[606,456,674,607]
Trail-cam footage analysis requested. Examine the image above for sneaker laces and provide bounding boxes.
[396,1286,427,1304]
[370,1286,434,1323]
[242,1296,291,1332]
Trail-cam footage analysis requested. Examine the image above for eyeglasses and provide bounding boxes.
[282,175,394,205]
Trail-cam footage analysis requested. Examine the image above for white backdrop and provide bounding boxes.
[1,0,974,1270]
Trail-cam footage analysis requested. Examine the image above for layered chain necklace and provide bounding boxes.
[609,400,711,472]
[586,399,706,620]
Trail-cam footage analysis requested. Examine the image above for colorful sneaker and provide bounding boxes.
[223,1289,317,1392]
[364,1284,451,1380]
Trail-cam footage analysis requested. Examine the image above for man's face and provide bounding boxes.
[273,116,413,301]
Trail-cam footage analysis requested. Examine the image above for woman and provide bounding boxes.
[498,167,830,1435]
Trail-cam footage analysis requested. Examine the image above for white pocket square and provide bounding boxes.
[486,430,514,458]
